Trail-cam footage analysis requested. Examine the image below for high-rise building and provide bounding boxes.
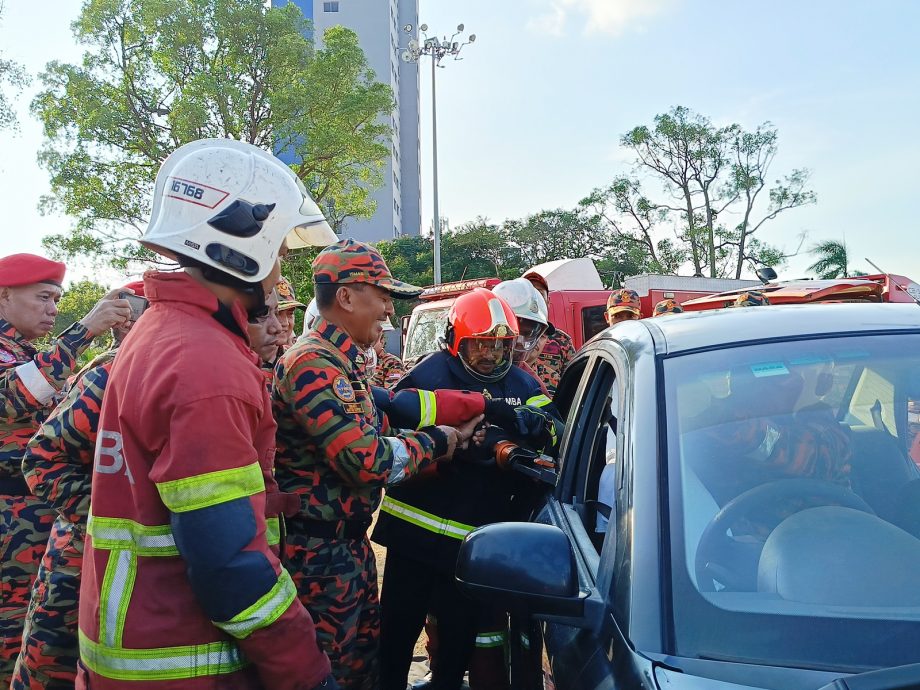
[272,0,421,243]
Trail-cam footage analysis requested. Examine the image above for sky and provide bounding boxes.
[1,0,919,284]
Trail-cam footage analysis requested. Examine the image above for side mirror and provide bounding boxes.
[756,266,778,284]
[456,523,587,620]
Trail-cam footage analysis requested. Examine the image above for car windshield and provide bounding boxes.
[663,332,920,672]
[403,305,450,363]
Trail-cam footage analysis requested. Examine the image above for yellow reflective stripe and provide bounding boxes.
[87,515,179,556]
[156,462,265,513]
[99,549,136,648]
[380,495,475,540]
[475,630,507,648]
[216,569,297,639]
[266,517,281,546]
[418,390,437,428]
[526,394,552,408]
[79,630,246,681]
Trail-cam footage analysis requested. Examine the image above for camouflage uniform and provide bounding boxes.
[272,239,442,690]
[12,355,113,690]
[0,318,94,684]
[371,351,406,389]
[533,328,575,397]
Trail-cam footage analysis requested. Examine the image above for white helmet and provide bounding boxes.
[302,298,321,336]
[492,278,550,360]
[380,317,395,332]
[143,138,337,283]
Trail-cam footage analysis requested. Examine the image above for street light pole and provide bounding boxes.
[401,23,476,285]
[430,54,441,284]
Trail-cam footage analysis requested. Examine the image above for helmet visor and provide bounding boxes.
[460,336,515,379]
[513,319,548,359]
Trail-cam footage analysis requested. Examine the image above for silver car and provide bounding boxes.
[458,303,920,689]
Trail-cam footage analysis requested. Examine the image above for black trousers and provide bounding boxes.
[379,550,479,690]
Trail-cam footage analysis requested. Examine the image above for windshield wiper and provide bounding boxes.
[819,662,920,690]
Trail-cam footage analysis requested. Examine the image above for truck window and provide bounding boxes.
[404,306,450,363]
[582,305,608,343]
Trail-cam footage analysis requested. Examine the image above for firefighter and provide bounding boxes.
[493,278,552,394]
[522,272,575,396]
[77,138,337,690]
[370,318,406,389]
[272,238,483,690]
[653,298,684,316]
[730,290,771,307]
[373,288,563,690]
[276,275,306,350]
[249,287,284,389]
[605,288,641,325]
[12,280,145,690]
[0,254,130,684]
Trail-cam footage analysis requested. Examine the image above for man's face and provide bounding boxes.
[341,284,394,349]
[277,307,296,347]
[0,283,62,340]
[606,310,639,326]
[461,337,513,376]
[248,290,283,363]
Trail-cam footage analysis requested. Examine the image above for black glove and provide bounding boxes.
[311,674,341,690]
[514,406,550,439]
[484,399,518,431]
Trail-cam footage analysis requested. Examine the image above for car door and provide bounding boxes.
[511,342,639,690]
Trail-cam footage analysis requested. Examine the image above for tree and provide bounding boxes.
[0,1,30,132]
[33,0,394,270]
[807,239,865,279]
[615,106,815,278]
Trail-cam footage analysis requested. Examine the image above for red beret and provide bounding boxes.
[0,253,66,288]
[121,280,145,298]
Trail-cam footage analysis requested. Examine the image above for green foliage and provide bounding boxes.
[33,0,393,270]
[807,240,865,279]
[608,105,816,278]
[0,1,30,131]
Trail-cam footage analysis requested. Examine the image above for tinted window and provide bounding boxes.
[582,305,607,342]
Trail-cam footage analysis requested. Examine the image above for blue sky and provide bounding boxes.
[1,0,918,283]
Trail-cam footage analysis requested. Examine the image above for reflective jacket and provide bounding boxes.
[78,272,330,689]
[0,318,93,495]
[371,350,559,570]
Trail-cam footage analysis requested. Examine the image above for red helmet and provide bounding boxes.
[446,288,519,382]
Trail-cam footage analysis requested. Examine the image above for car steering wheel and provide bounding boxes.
[694,478,874,592]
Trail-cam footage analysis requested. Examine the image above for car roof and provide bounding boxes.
[598,303,920,355]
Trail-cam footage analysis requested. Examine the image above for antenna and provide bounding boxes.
[865,257,920,306]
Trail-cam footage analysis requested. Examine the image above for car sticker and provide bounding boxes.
[750,362,790,377]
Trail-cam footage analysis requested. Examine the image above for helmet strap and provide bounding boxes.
[179,256,268,321]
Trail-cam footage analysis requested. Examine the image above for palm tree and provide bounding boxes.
[807,240,851,278]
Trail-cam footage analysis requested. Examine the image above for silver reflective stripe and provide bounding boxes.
[384,437,412,485]
[475,631,506,648]
[87,515,178,555]
[216,570,297,639]
[15,361,57,404]
[380,496,475,539]
[101,550,135,647]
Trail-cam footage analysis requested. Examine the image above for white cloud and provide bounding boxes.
[527,0,676,37]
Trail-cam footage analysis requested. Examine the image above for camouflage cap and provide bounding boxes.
[606,288,641,317]
[276,275,306,311]
[731,290,771,308]
[653,298,684,316]
[312,238,422,299]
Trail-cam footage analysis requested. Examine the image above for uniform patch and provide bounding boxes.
[333,375,356,402]
[0,348,14,364]
[343,402,364,415]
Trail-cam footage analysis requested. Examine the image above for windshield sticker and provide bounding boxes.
[750,362,789,377]
[789,354,832,366]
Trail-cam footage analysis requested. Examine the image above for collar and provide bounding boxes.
[0,317,35,354]
[143,270,251,342]
[313,317,363,370]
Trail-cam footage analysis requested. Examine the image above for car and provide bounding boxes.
[457,303,920,690]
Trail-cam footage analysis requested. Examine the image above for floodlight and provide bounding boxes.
[401,50,413,62]
[408,39,419,51]
[452,42,459,51]
[403,23,413,33]
[420,23,428,31]
[468,34,477,42]
[457,23,465,31]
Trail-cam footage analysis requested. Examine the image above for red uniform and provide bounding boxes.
[77,272,330,689]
